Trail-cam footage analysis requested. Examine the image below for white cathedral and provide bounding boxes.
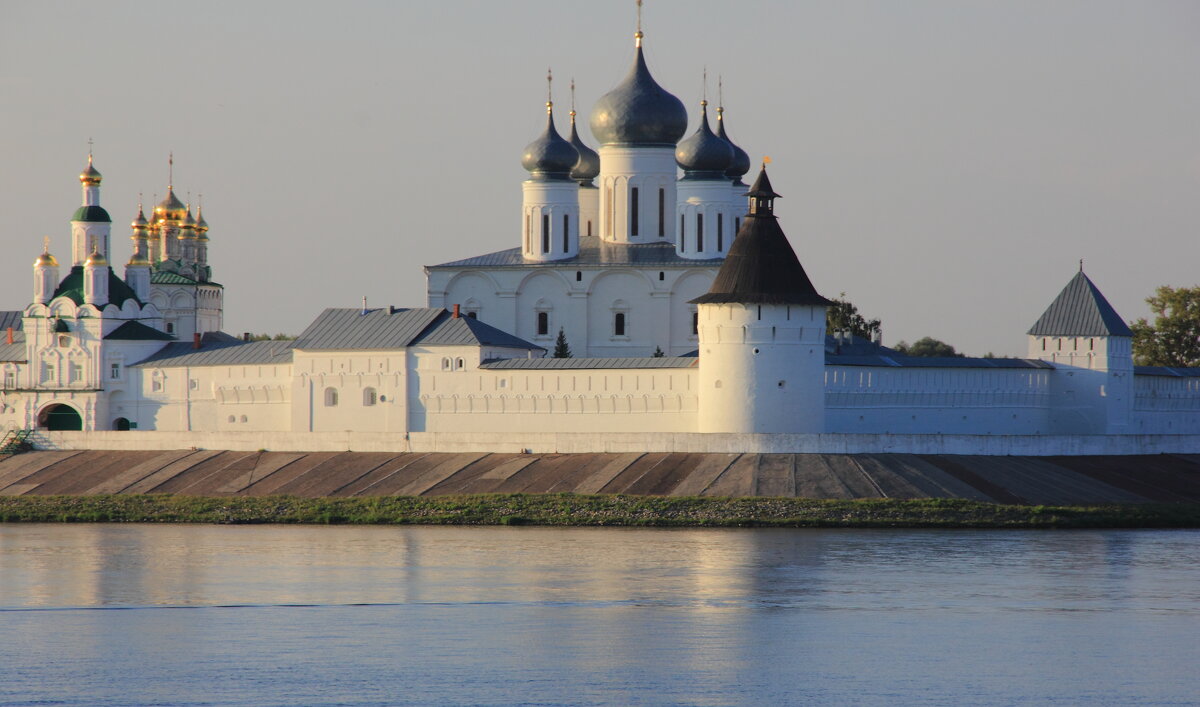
[1,21,1198,449]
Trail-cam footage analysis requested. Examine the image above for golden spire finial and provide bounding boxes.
[569,78,577,122]
[43,236,51,254]
[138,192,143,211]
[717,76,725,119]
[702,66,708,106]
[635,0,643,46]
[762,155,772,167]
[546,67,553,114]
[87,137,93,163]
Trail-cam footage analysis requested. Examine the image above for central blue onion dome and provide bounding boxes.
[590,45,687,147]
[716,107,751,182]
[676,101,733,179]
[522,105,579,180]
[568,113,600,185]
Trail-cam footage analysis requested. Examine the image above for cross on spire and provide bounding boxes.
[635,0,643,46]
[546,68,553,113]
[87,137,94,162]
[43,236,51,254]
[569,78,576,119]
[168,152,174,190]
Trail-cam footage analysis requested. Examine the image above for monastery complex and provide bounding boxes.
[2,19,1198,456]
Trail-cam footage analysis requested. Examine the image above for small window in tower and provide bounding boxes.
[1089,338,1094,350]
[614,312,626,337]
[466,311,477,320]
[456,358,465,370]
[240,415,248,423]
[576,271,582,282]
[58,335,70,348]
[363,387,377,406]
[696,214,704,251]
[524,214,530,253]
[717,216,724,251]
[630,187,639,236]
[563,214,569,252]
[537,311,549,336]
[757,305,762,321]
[587,219,592,237]
[542,214,550,253]
[658,188,665,236]
[658,271,664,281]
[692,312,698,336]
[228,415,236,423]
[442,357,451,371]
[324,387,339,407]
[605,185,614,238]
[166,322,175,335]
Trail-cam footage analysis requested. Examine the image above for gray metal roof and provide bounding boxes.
[0,342,26,362]
[133,339,294,368]
[827,353,1053,369]
[1135,366,1200,378]
[412,314,544,351]
[428,236,723,270]
[481,356,698,370]
[292,308,444,350]
[1027,271,1133,337]
[0,311,23,332]
[104,320,174,341]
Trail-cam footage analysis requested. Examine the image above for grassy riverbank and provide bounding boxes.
[1,494,1199,528]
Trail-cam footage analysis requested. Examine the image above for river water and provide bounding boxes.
[0,524,1197,706]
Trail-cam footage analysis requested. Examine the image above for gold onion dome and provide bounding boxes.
[84,249,108,267]
[156,189,187,221]
[131,207,148,230]
[195,207,208,232]
[79,156,102,185]
[34,250,59,268]
[183,205,196,227]
[127,252,151,267]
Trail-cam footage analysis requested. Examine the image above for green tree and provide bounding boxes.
[1131,285,1200,367]
[826,292,881,341]
[552,328,572,358]
[894,336,963,358]
[250,333,295,341]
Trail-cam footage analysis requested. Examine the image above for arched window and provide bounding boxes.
[58,335,70,348]
[363,387,377,406]
[228,415,236,423]
[542,213,550,253]
[240,415,248,423]
[563,214,569,252]
[717,215,724,251]
[442,357,452,371]
[696,213,704,251]
[455,358,465,370]
[324,387,338,407]
[614,312,626,337]
[537,311,549,336]
[658,188,666,236]
[630,187,639,236]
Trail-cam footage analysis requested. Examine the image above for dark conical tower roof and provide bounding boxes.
[1027,270,1132,337]
[691,167,831,306]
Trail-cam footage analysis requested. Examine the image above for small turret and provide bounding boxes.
[568,80,601,239]
[126,203,152,301]
[71,149,112,266]
[676,95,734,259]
[33,239,60,305]
[83,246,109,306]
[520,70,581,262]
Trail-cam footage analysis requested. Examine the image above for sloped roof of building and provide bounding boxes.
[826,353,1053,369]
[481,356,696,370]
[105,320,175,341]
[411,313,543,351]
[691,169,831,306]
[132,334,293,368]
[1135,366,1200,378]
[0,341,26,362]
[0,311,23,332]
[52,266,141,307]
[428,237,722,270]
[292,308,446,350]
[1027,271,1133,337]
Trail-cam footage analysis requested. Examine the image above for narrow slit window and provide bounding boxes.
[541,214,550,253]
[692,312,698,336]
[563,214,569,252]
[630,187,639,236]
[696,214,704,251]
[524,214,530,253]
[658,188,665,236]
[614,312,626,336]
[537,312,549,336]
[680,214,686,248]
[717,215,724,251]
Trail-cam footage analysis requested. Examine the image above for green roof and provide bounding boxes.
[149,269,222,287]
[105,320,174,341]
[71,205,112,223]
[51,266,141,307]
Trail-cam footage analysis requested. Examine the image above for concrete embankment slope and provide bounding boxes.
[2,451,1200,503]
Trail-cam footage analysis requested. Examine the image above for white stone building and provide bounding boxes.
[1,19,1198,451]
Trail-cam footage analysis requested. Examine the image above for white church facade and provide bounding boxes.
[2,20,1198,452]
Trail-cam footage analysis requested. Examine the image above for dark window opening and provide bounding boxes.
[614,312,626,337]
[563,214,569,252]
[696,214,704,251]
[717,215,724,251]
[576,271,582,282]
[658,188,665,236]
[587,219,592,237]
[735,217,741,233]
[658,271,664,281]
[466,311,477,319]
[680,214,686,249]
[541,214,550,253]
[692,312,698,336]
[537,312,549,336]
[525,214,530,252]
[630,187,639,236]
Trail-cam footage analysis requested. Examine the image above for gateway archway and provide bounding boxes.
[38,404,82,431]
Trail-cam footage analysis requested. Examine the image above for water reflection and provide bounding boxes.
[1,525,1198,706]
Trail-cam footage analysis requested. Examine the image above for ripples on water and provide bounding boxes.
[1,525,1197,706]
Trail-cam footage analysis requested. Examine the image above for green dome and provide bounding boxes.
[71,205,112,223]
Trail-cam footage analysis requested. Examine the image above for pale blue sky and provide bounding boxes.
[2,0,1197,355]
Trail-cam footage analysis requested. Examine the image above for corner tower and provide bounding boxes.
[692,167,832,434]
[589,15,686,244]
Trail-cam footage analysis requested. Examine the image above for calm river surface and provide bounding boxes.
[0,525,1197,706]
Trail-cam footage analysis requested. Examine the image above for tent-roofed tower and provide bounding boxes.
[692,166,832,433]
[1027,268,1134,433]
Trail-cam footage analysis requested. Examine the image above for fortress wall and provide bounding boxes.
[30,429,1200,456]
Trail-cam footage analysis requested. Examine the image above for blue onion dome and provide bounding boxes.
[589,43,687,147]
[716,105,751,182]
[676,100,733,179]
[568,111,600,185]
[521,103,578,180]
